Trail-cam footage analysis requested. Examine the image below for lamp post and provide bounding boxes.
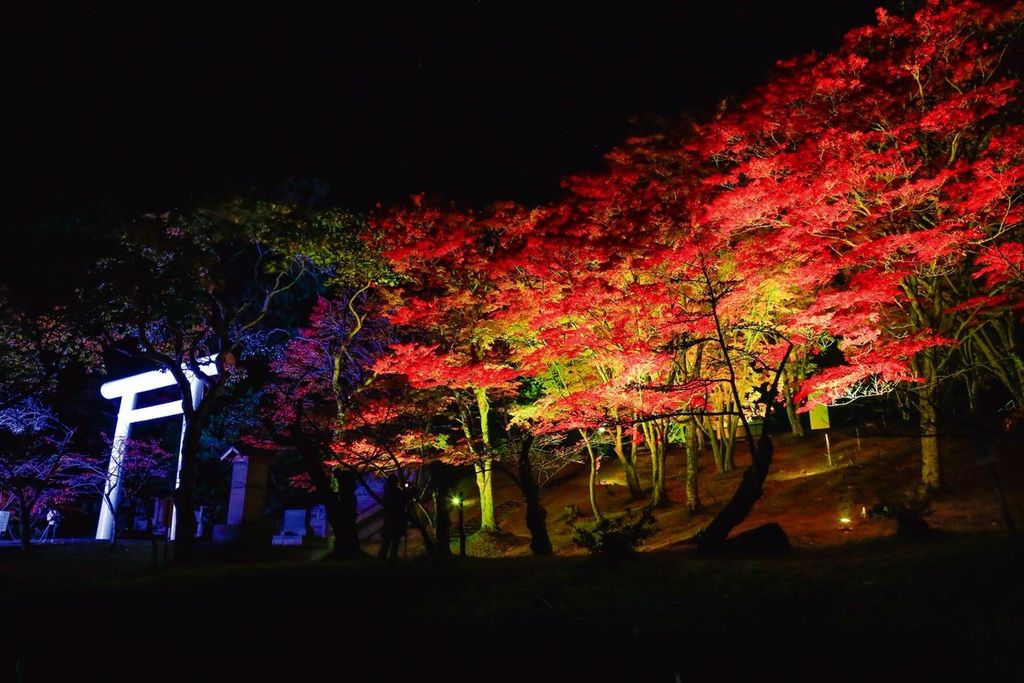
[451,494,466,558]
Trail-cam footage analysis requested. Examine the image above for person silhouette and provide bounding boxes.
[39,508,60,543]
[378,475,409,559]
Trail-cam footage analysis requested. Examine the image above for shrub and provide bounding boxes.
[572,508,656,560]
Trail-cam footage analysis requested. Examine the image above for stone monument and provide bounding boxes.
[212,444,272,543]
[272,508,308,546]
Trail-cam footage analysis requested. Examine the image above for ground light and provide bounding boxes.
[451,494,466,557]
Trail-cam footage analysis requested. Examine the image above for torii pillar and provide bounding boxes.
[95,356,218,540]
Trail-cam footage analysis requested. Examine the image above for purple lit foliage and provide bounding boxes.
[0,400,74,550]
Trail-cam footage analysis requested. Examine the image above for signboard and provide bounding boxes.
[809,403,831,430]
[310,504,329,538]
[0,510,9,534]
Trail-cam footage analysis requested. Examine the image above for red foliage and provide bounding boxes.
[284,1,1024,460]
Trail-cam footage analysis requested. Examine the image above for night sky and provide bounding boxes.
[5,2,886,230]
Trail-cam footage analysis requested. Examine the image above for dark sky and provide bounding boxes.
[5,2,884,224]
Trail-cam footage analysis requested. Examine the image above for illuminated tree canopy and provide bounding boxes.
[4,0,1021,558]
[358,0,1024,548]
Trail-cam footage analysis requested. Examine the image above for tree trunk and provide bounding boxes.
[705,416,724,473]
[432,488,451,559]
[685,419,701,514]
[707,412,736,474]
[722,411,736,472]
[473,388,498,532]
[475,387,491,447]
[428,462,453,558]
[328,468,361,559]
[172,419,201,562]
[967,315,1024,411]
[474,460,497,532]
[408,504,435,555]
[918,358,942,491]
[696,343,791,554]
[697,435,774,553]
[782,370,805,437]
[517,436,552,555]
[580,430,603,522]
[646,423,668,508]
[295,444,359,557]
[613,425,643,500]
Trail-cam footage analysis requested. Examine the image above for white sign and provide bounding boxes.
[0,510,9,534]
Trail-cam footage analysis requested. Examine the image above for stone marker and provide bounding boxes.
[272,508,308,546]
[212,444,272,543]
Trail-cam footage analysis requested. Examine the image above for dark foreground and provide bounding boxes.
[2,533,1022,682]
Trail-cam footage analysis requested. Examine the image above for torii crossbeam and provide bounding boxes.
[95,356,218,540]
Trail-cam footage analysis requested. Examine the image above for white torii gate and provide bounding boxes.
[95,356,218,540]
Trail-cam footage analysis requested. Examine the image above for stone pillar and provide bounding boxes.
[213,446,271,543]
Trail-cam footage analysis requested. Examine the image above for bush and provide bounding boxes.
[572,508,656,560]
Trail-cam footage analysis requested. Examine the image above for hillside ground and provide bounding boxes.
[2,422,1022,682]
[424,420,1024,557]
